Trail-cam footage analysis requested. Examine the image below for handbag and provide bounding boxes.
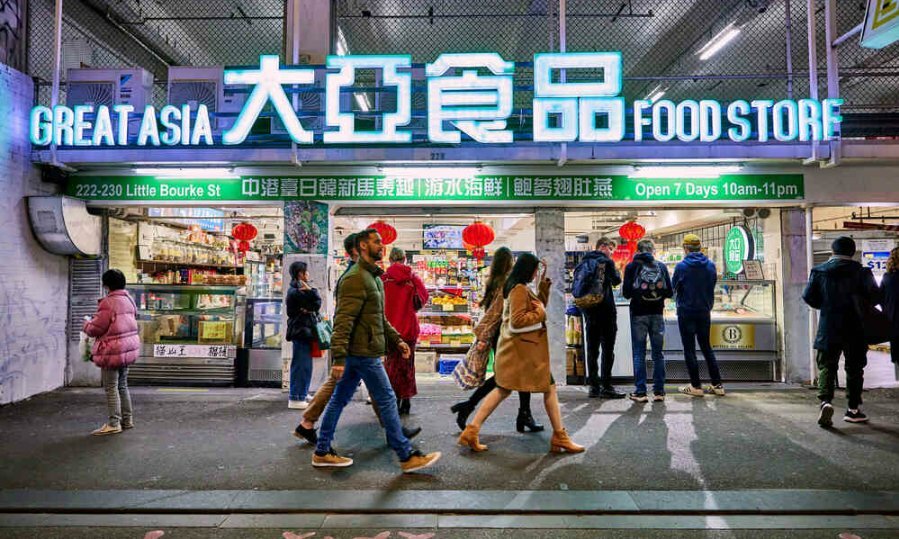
[453,341,490,390]
[508,322,544,334]
[310,339,324,358]
[314,315,333,350]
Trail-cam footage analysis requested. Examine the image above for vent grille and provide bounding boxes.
[68,258,105,342]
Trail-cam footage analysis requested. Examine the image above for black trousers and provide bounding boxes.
[584,310,618,388]
[466,375,532,412]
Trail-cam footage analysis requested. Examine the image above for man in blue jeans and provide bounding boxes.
[312,228,441,474]
[672,234,725,397]
[622,239,673,402]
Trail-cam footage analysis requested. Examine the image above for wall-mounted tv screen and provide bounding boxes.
[422,224,464,250]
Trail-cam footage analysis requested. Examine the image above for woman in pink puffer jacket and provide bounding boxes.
[83,269,141,436]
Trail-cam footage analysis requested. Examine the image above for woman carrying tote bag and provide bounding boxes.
[457,253,584,454]
[285,261,322,410]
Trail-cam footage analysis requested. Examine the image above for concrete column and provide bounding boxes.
[780,208,813,384]
[535,208,567,385]
[284,0,331,63]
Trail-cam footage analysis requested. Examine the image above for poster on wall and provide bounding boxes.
[284,201,328,255]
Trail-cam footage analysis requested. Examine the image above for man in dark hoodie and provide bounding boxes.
[672,234,724,398]
[577,237,624,399]
[622,239,673,402]
[803,236,880,427]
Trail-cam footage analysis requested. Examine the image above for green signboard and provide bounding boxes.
[724,225,755,275]
[67,174,804,203]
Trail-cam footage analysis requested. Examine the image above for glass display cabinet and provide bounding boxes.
[244,297,284,385]
[128,284,244,385]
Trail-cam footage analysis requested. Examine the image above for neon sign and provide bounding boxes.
[30,53,843,147]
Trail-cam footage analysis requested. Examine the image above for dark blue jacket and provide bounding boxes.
[803,257,880,350]
[672,252,717,315]
[881,271,899,340]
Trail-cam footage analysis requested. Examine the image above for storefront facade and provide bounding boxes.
[17,2,899,396]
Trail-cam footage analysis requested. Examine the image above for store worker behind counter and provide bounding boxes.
[82,269,140,437]
[285,261,322,410]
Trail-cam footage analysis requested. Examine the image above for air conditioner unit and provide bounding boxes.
[66,67,154,140]
[272,81,323,138]
[167,66,247,134]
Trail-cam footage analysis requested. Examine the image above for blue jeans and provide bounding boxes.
[315,355,411,461]
[631,314,666,394]
[677,310,722,388]
[289,339,313,401]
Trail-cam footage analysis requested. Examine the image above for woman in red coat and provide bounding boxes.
[382,247,429,415]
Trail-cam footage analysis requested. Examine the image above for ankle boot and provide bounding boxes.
[516,409,545,433]
[399,398,411,415]
[458,424,488,452]
[450,401,474,431]
[550,428,585,454]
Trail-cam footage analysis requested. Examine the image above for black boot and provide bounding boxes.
[402,425,422,439]
[516,409,545,433]
[588,384,602,398]
[450,401,474,431]
[399,398,411,416]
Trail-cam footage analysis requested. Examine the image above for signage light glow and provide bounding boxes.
[31,53,843,148]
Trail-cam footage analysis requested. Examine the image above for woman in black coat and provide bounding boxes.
[285,261,322,409]
[880,248,899,365]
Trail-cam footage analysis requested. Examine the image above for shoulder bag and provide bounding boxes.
[314,314,333,350]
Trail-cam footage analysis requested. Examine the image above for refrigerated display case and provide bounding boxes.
[128,284,244,385]
[243,297,284,386]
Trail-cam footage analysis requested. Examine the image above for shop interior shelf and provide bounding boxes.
[138,308,235,316]
[427,285,473,290]
[130,284,241,291]
[419,343,471,349]
[137,259,240,270]
[418,311,472,317]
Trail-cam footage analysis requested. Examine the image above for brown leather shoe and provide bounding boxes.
[458,424,487,452]
[550,428,584,454]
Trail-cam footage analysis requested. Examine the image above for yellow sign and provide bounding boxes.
[710,324,755,350]
[199,321,229,342]
[862,0,899,48]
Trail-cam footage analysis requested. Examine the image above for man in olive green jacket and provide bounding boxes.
[312,229,441,474]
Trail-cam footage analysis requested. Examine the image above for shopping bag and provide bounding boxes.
[453,341,489,390]
[314,316,333,350]
[78,331,95,363]
[310,339,324,358]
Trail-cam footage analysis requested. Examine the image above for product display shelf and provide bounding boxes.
[138,260,241,270]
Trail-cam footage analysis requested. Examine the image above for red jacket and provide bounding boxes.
[83,290,141,369]
[381,263,428,342]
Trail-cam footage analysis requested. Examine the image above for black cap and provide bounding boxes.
[831,236,856,257]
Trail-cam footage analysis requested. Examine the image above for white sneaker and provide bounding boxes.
[288,400,309,410]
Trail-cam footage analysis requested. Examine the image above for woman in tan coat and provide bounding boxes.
[458,253,584,454]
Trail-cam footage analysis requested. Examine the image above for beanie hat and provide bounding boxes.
[683,234,702,249]
[831,236,856,257]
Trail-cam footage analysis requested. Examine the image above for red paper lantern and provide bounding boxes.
[232,222,258,242]
[237,240,251,253]
[462,220,495,249]
[368,220,397,245]
[619,220,646,243]
[471,247,486,260]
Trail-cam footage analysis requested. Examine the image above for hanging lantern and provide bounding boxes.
[612,243,634,266]
[232,222,258,242]
[367,220,397,245]
[619,220,646,243]
[471,247,486,260]
[462,240,476,252]
[462,220,495,250]
[237,240,251,253]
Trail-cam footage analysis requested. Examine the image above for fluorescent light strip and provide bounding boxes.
[697,23,741,61]
[629,165,742,179]
[133,168,239,179]
[380,167,481,178]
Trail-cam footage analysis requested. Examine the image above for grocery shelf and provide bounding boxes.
[137,259,240,270]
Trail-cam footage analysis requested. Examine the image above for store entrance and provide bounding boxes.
[105,205,284,386]
[564,207,782,384]
[331,212,535,380]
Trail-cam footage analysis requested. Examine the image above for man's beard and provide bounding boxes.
[370,247,383,261]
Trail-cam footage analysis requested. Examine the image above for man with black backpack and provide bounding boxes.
[622,239,673,402]
[572,237,624,399]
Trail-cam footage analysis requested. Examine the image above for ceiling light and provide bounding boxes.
[628,165,743,179]
[645,85,668,103]
[697,23,741,61]
[133,167,239,179]
[379,167,482,178]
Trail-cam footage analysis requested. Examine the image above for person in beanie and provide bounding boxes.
[83,269,140,436]
[803,236,880,426]
[672,234,725,397]
[622,239,673,402]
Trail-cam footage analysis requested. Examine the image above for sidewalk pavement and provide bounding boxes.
[0,381,897,535]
